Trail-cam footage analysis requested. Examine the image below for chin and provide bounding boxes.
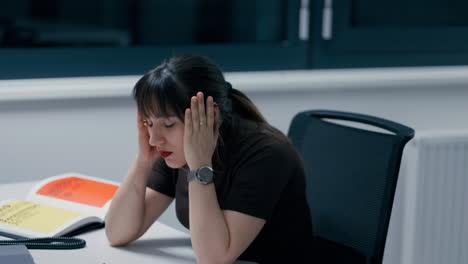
[164,159,186,169]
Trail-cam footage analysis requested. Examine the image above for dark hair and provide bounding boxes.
[133,54,266,124]
[132,54,294,151]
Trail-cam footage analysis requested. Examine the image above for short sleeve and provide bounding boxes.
[221,139,295,220]
[147,157,177,197]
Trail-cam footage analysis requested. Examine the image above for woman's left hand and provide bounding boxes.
[184,92,219,170]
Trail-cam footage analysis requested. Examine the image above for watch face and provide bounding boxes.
[197,167,213,183]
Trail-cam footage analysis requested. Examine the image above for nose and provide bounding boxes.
[148,127,166,146]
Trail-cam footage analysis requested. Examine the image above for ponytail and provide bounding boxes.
[230,88,267,123]
[229,86,295,147]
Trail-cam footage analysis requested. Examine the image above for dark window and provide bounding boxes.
[352,0,468,28]
[0,0,289,47]
[310,0,468,69]
[0,0,307,79]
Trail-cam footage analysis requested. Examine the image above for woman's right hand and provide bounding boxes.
[136,111,160,167]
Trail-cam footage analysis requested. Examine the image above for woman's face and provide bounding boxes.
[145,114,186,168]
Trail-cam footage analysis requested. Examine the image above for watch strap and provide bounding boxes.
[187,168,198,182]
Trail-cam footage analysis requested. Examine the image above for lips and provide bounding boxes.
[159,151,173,158]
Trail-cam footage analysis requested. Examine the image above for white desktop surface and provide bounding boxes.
[0,181,196,264]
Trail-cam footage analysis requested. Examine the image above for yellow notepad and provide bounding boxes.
[0,200,81,233]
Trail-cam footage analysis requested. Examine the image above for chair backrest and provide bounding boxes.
[287,110,414,264]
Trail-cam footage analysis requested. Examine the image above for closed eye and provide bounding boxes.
[164,123,175,128]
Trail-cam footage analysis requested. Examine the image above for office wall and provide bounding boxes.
[1,68,468,263]
[2,79,467,185]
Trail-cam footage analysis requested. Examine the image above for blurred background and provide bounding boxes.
[1,1,468,263]
[2,0,468,77]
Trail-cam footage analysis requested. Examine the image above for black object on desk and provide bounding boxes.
[0,244,36,263]
[0,222,103,249]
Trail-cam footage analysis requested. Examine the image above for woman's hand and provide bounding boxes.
[184,92,219,170]
[136,111,160,166]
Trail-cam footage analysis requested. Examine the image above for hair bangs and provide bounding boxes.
[133,69,189,121]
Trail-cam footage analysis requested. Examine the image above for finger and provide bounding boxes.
[213,127,220,144]
[136,111,150,147]
[185,108,192,136]
[197,92,206,129]
[191,96,199,131]
[136,110,143,126]
[136,110,147,130]
[206,96,214,129]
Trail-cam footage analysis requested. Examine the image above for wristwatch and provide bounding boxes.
[187,166,214,184]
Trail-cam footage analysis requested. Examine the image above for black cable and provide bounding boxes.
[0,237,86,249]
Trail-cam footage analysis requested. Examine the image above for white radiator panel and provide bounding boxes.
[398,131,468,264]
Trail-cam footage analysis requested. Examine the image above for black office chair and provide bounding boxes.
[287,110,414,264]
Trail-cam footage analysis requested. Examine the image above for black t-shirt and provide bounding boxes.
[147,115,314,263]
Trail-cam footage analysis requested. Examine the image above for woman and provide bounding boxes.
[105,54,314,263]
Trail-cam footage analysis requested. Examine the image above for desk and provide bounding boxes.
[0,181,196,264]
